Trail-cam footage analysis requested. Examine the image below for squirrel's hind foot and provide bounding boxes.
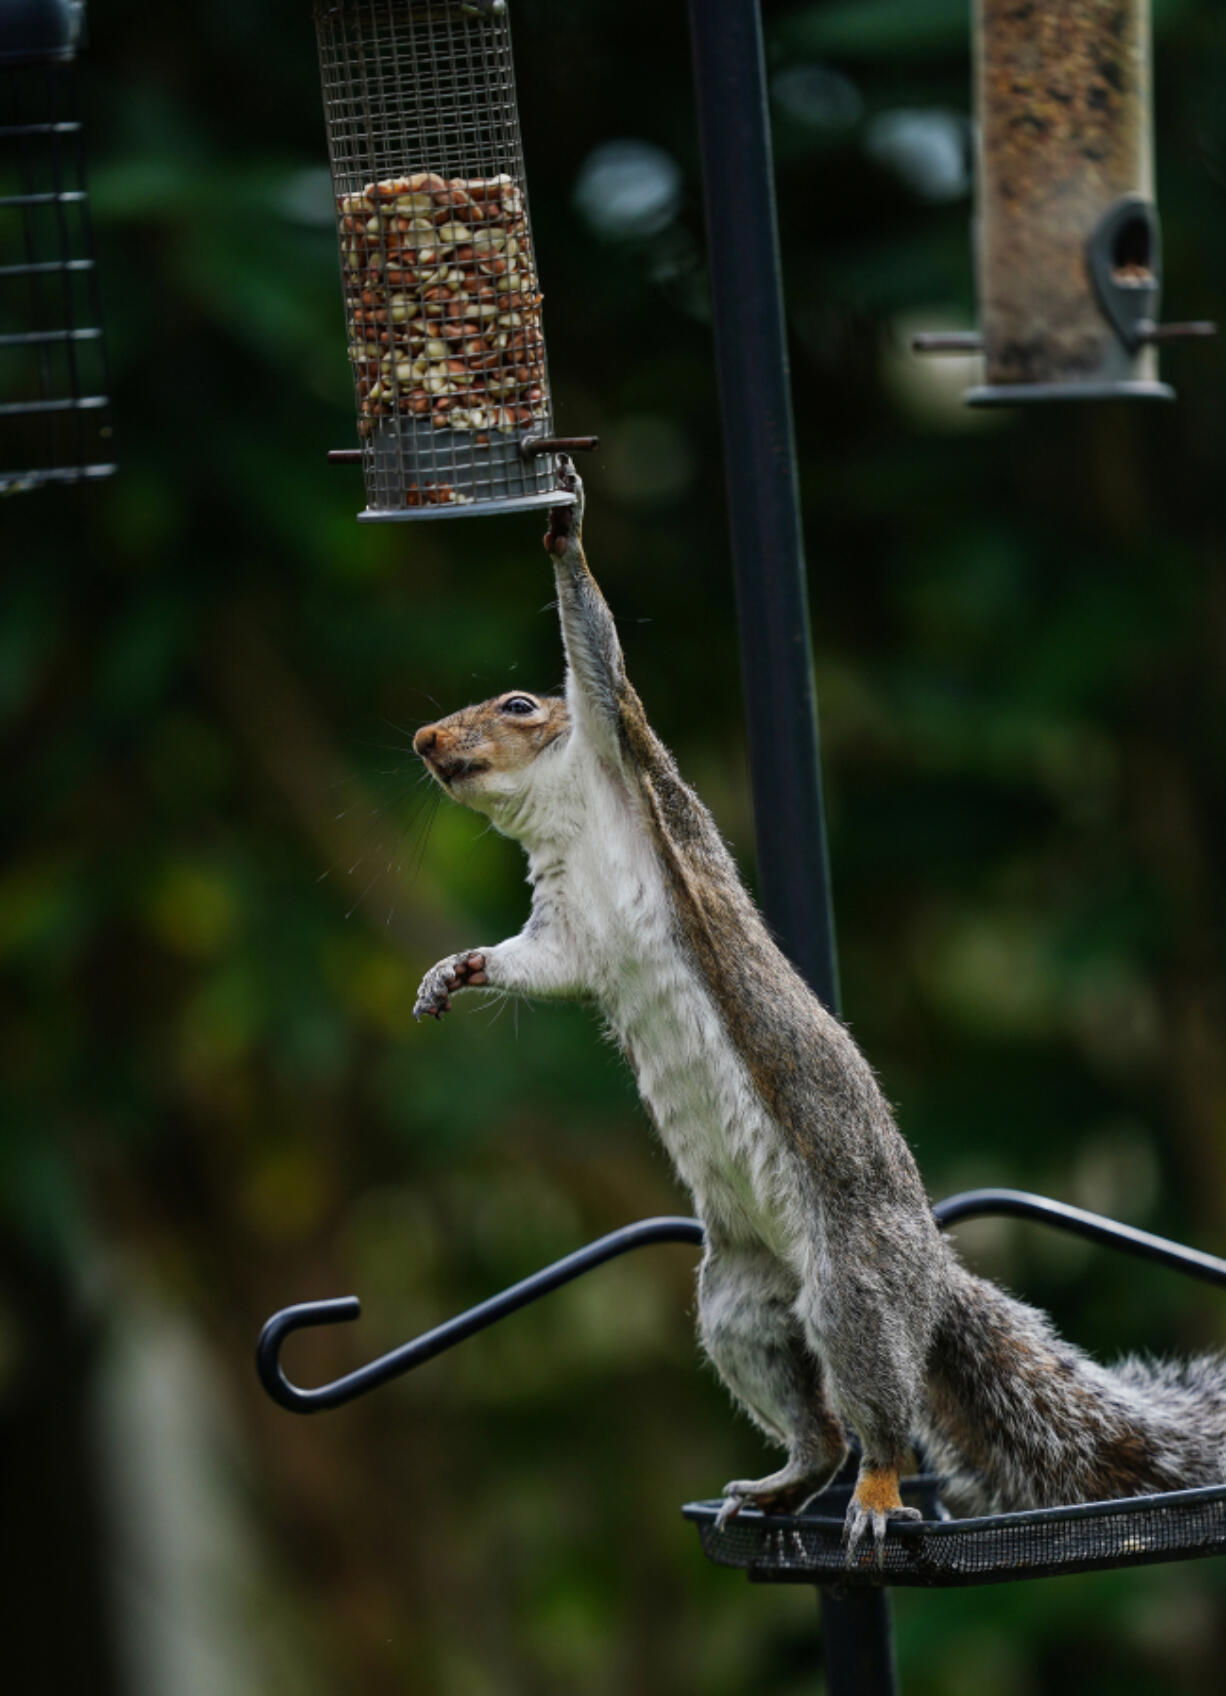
[842,1465,922,1568]
[715,1457,843,1531]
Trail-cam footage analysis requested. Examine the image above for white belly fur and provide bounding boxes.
[525,753,795,1256]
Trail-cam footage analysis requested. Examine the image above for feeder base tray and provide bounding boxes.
[966,380,1176,406]
[685,1481,1226,1588]
[357,488,576,524]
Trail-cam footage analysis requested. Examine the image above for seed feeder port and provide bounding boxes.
[0,0,115,493]
[913,0,1215,403]
[313,0,589,520]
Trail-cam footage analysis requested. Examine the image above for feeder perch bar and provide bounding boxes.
[0,0,114,492]
[314,0,582,519]
[914,0,1214,403]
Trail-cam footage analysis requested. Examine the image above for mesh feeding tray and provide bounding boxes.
[685,1480,1226,1589]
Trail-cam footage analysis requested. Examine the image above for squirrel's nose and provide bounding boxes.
[413,726,438,758]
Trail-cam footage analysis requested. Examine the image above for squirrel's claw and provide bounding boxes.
[544,454,585,555]
[715,1461,837,1530]
[554,451,583,507]
[842,1499,921,1569]
[714,1493,744,1532]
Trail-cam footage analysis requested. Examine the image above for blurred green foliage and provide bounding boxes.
[3,0,1226,1691]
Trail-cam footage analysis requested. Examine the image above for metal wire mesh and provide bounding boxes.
[0,14,114,494]
[314,0,565,520]
[686,1482,1226,1589]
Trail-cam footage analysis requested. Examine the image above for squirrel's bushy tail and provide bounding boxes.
[918,1261,1226,1516]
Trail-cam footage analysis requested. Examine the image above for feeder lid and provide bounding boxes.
[685,1479,1226,1589]
[0,0,82,62]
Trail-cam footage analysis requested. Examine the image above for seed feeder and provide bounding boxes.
[313,0,591,521]
[914,0,1214,403]
[0,0,115,492]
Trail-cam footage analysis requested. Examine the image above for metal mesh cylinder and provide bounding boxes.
[970,0,1169,404]
[314,0,569,520]
[0,0,115,493]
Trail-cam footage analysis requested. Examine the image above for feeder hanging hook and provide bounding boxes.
[257,1215,705,1414]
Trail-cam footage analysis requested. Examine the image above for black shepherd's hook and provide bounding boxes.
[257,1190,1226,1415]
[257,1215,705,1413]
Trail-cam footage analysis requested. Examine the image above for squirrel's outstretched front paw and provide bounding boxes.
[544,454,584,555]
[842,1467,922,1567]
[413,951,488,1021]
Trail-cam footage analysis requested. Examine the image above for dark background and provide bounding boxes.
[4,0,1226,1691]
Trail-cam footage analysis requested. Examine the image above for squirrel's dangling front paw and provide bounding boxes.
[842,1465,922,1568]
[413,951,489,1021]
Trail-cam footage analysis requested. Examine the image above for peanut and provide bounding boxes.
[337,169,551,461]
[468,173,513,202]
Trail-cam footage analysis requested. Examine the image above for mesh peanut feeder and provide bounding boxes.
[915,0,1214,403]
[314,0,579,520]
[0,0,115,493]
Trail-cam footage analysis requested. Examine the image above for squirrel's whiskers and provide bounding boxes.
[319,757,443,928]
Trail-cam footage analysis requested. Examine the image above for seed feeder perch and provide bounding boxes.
[314,0,591,520]
[0,0,115,492]
[914,0,1214,403]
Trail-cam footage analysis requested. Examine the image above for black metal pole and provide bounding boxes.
[685,2,892,1690]
[818,1588,899,1696]
[685,0,839,1016]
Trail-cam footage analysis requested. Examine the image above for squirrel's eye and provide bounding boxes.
[501,696,537,716]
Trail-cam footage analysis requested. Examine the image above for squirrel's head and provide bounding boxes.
[413,691,570,829]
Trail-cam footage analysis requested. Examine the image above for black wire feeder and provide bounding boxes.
[0,0,114,493]
[314,0,586,520]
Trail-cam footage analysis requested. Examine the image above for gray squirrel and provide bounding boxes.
[412,458,1226,1555]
